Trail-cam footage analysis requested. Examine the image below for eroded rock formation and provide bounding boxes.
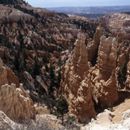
[0,59,35,122]
[61,33,96,123]
[90,68,118,108]
[61,32,121,122]
[87,25,103,65]
[88,36,119,107]
[97,36,118,80]
[0,58,19,87]
[0,83,35,122]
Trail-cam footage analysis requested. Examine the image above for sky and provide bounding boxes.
[26,0,130,8]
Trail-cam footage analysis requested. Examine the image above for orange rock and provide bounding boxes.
[61,34,119,122]
[6,68,19,87]
[87,25,103,65]
[0,83,35,122]
[0,59,19,87]
[90,36,119,107]
[0,59,35,122]
[97,36,118,80]
[61,33,96,123]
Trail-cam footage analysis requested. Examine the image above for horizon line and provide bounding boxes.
[44,5,130,8]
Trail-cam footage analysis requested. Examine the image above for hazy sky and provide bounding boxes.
[26,0,130,7]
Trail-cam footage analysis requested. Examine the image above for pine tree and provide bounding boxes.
[32,56,40,77]
[49,64,56,94]
[56,96,68,124]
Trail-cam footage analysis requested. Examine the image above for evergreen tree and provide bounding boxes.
[32,56,41,77]
[49,64,56,94]
[14,51,20,71]
[14,33,26,72]
[118,62,127,87]
[56,96,68,124]
[57,69,61,85]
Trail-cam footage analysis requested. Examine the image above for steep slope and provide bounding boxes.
[0,2,97,101]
